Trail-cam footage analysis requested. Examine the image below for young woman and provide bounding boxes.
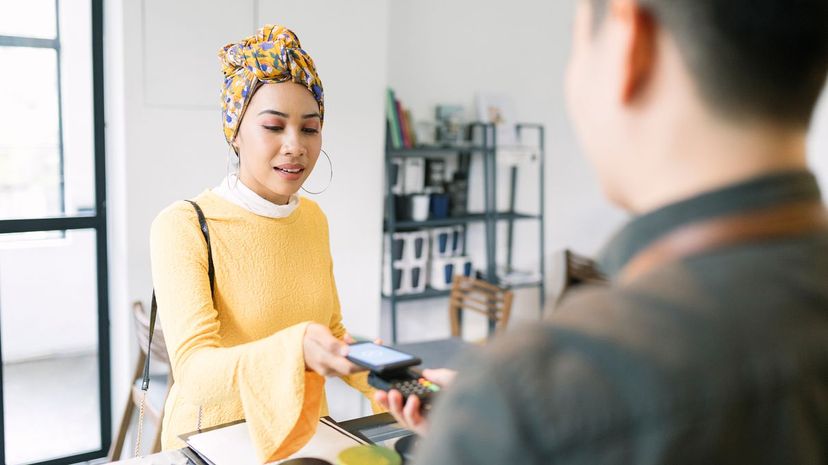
[150,24,377,462]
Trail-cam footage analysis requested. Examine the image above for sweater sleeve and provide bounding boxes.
[150,203,323,462]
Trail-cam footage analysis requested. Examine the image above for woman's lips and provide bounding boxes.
[274,164,305,181]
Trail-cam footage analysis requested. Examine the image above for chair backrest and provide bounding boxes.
[448,276,514,339]
[554,250,608,310]
[563,249,606,288]
[109,302,172,460]
[132,301,170,365]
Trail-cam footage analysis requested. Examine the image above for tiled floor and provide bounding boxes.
[3,353,102,465]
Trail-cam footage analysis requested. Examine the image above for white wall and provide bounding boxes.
[387,0,625,254]
[105,0,388,424]
[384,2,828,343]
[384,0,627,342]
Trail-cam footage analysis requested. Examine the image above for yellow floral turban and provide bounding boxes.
[218,24,324,146]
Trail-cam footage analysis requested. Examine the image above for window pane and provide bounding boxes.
[0,0,97,222]
[0,228,101,464]
[0,47,62,220]
[59,0,97,215]
[0,0,56,39]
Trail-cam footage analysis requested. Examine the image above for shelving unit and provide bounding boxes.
[383,122,546,343]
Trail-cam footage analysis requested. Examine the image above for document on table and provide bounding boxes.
[182,417,365,465]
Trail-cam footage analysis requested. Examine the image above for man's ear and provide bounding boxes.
[610,0,657,104]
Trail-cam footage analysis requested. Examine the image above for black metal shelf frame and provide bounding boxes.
[383,122,547,342]
[383,211,540,231]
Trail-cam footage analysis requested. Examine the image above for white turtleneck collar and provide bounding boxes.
[212,175,299,218]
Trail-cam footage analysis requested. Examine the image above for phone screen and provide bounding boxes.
[347,343,418,370]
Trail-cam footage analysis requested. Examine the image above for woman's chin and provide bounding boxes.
[265,180,303,200]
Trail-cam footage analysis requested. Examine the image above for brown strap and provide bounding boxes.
[620,201,828,284]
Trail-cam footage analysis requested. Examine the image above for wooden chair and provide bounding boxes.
[448,276,514,339]
[554,249,608,309]
[108,301,173,460]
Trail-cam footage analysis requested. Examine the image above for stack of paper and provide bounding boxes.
[182,417,365,465]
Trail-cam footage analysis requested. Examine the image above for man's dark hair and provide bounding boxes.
[590,0,828,128]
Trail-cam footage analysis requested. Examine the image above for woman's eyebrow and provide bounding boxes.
[257,109,321,120]
[257,109,288,117]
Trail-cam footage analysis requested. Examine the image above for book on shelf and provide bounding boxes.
[386,88,419,149]
[386,88,402,149]
[395,98,411,148]
[404,109,417,147]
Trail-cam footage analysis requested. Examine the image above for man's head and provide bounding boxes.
[565,0,828,212]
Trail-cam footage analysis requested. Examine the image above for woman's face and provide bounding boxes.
[234,81,322,204]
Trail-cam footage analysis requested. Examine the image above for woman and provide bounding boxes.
[150,24,378,462]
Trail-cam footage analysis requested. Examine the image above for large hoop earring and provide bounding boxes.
[226,146,240,189]
[301,149,333,195]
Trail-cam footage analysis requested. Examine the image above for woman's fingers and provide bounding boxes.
[303,323,363,376]
[326,335,348,356]
[309,324,348,358]
[329,354,362,375]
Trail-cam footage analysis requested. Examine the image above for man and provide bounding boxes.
[376,0,828,463]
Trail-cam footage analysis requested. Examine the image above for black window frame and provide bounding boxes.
[0,0,111,463]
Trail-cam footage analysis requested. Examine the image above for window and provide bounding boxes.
[0,1,110,464]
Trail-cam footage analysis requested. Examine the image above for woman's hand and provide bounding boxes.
[373,368,457,436]
[302,323,364,376]
[342,333,384,346]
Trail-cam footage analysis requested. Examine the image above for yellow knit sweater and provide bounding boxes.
[150,190,376,462]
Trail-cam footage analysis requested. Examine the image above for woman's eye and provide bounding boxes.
[263,125,284,131]
[302,128,320,134]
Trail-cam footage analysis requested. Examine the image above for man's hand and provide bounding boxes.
[374,368,457,436]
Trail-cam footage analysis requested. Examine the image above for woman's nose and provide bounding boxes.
[281,129,305,156]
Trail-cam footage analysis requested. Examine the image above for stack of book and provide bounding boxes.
[181,417,368,465]
[386,88,417,149]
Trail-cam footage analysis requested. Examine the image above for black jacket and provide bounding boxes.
[414,171,828,464]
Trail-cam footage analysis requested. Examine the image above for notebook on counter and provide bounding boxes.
[180,416,366,465]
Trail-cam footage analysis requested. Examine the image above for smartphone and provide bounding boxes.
[346,342,421,374]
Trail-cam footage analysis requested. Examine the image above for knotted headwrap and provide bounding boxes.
[219,24,324,146]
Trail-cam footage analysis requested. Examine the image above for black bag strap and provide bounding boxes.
[142,200,214,391]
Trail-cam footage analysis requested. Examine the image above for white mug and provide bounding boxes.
[411,194,430,222]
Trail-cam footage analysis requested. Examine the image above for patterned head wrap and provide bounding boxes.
[219,24,324,146]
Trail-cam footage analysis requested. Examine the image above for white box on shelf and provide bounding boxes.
[430,226,464,258]
[383,261,428,296]
[430,256,474,291]
[384,231,430,265]
[383,261,406,296]
[409,262,427,294]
